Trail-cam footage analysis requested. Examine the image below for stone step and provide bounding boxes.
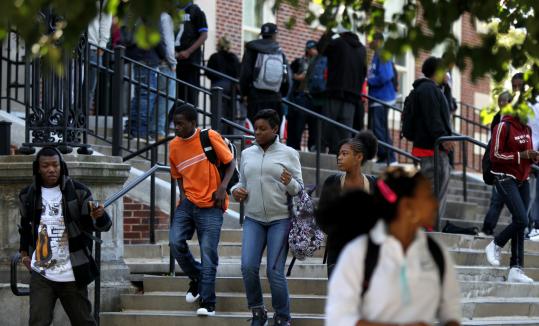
[451,249,539,267]
[445,200,478,220]
[143,275,327,296]
[120,292,325,315]
[462,297,539,319]
[124,242,326,260]
[155,228,243,244]
[461,317,539,325]
[125,258,327,278]
[456,266,539,282]
[440,217,510,234]
[460,281,539,298]
[100,311,324,326]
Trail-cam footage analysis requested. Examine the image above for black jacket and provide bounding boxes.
[19,167,112,287]
[316,173,376,268]
[324,32,367,102]
[239,39,291,101]
[411,78,453,149]
[207,50,240,83]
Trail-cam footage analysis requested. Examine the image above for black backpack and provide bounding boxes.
[400,88,417,141]
[199,129,240,193]
[361,234,445,298]
[482,122,509,185]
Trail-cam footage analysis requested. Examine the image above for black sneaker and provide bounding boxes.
[248,307,268,326]
[196,302,215,316]
[272,314,290,326]
[186,279,200,303]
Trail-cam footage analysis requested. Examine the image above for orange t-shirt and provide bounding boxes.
[169,128,233,210]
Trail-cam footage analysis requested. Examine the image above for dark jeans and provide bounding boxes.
[170,199,223,306]
[29,272,95,326]
[494,177,530,268]
[177,61,200,107]
[324,98,356,154]
[241,217,290,319]
[370,103,396,163]
[287,92,313,150]
[129,64,158,138]
[482,187,505,234]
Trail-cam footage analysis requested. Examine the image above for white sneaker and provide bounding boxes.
[477,232,491,238]
[531,234,539,242]
[529,228,539,238]
[485,241,502,266]
[196,305,216,316]
[508,267,534,283]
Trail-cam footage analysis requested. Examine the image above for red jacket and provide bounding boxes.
[490,115,533,181]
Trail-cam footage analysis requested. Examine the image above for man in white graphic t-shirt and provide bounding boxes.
[18,147,112,325]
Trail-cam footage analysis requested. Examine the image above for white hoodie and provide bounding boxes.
[87,1,112,49]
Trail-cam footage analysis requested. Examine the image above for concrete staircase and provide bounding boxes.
[101,228,539,325]
[82,130,539,324]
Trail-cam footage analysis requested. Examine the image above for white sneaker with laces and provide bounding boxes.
[485,240,502,266]
[196,305,216,316]
[508,267,534,283]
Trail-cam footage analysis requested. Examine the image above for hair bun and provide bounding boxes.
[355,130,378,161]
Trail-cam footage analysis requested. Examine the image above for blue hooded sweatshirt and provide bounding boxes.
[368,52,396,102]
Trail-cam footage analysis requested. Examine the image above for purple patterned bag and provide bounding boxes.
[288,187,324,261]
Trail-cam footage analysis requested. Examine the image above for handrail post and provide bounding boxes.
[239,136,246,226]
[211,86,223,132]
[149,146,157,244]
[94,231,101,325]
[462,141,468,202]
[169,176,176,275]
[316,119,321,196]
[111,46,125,156]
[434,139,441,231]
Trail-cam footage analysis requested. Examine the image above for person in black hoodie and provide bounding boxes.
[240,23,291,123]
[207,37,241,135]
[18,147,112,325]
[323,27,367,154]
[410,57,454,220]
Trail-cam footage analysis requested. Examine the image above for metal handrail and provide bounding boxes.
[10,252,30,296]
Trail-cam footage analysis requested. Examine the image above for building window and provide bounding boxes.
[243,0,276,44]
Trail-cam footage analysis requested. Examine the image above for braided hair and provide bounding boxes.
[337,130,378,165]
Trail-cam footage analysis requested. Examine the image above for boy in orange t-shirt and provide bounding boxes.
[168,104,236,316]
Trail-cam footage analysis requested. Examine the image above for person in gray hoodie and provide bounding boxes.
[231,109,302,326]
[240,23,292,123]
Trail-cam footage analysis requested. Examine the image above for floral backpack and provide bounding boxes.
[286,186,324,275]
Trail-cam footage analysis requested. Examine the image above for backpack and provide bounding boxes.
[361,234,445,298]
[285,186,325,276]
[307,56,327,94]
[199,129,240,194]
[400,88,417,141]
[253,52,285,92]
[482,122,509,185]
[442,221,478,235]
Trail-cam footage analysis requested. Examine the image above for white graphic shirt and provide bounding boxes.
[31,186,76,282]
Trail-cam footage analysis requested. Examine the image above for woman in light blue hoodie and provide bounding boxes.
[232,109,303,326]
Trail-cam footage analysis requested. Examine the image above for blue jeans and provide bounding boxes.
[241,217,291,319]
[494,177,530,268]
[151,65,176,137]
[129,64,158,138]
[370,102,396,163]
[170,199,223,306]
[87,49,102,110]
[528,172,539,229]
[482,187,505,234]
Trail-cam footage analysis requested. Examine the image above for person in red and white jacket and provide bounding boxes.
[486,113,539,283]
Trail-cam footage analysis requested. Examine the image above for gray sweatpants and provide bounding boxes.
[420,151,451,225]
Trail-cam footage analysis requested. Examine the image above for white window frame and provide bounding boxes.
[241,0,276,52]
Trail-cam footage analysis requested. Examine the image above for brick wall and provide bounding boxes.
[275,3,324,61]
[215,0,243,57]
[123,197,170,244]
[214,1,323,61]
